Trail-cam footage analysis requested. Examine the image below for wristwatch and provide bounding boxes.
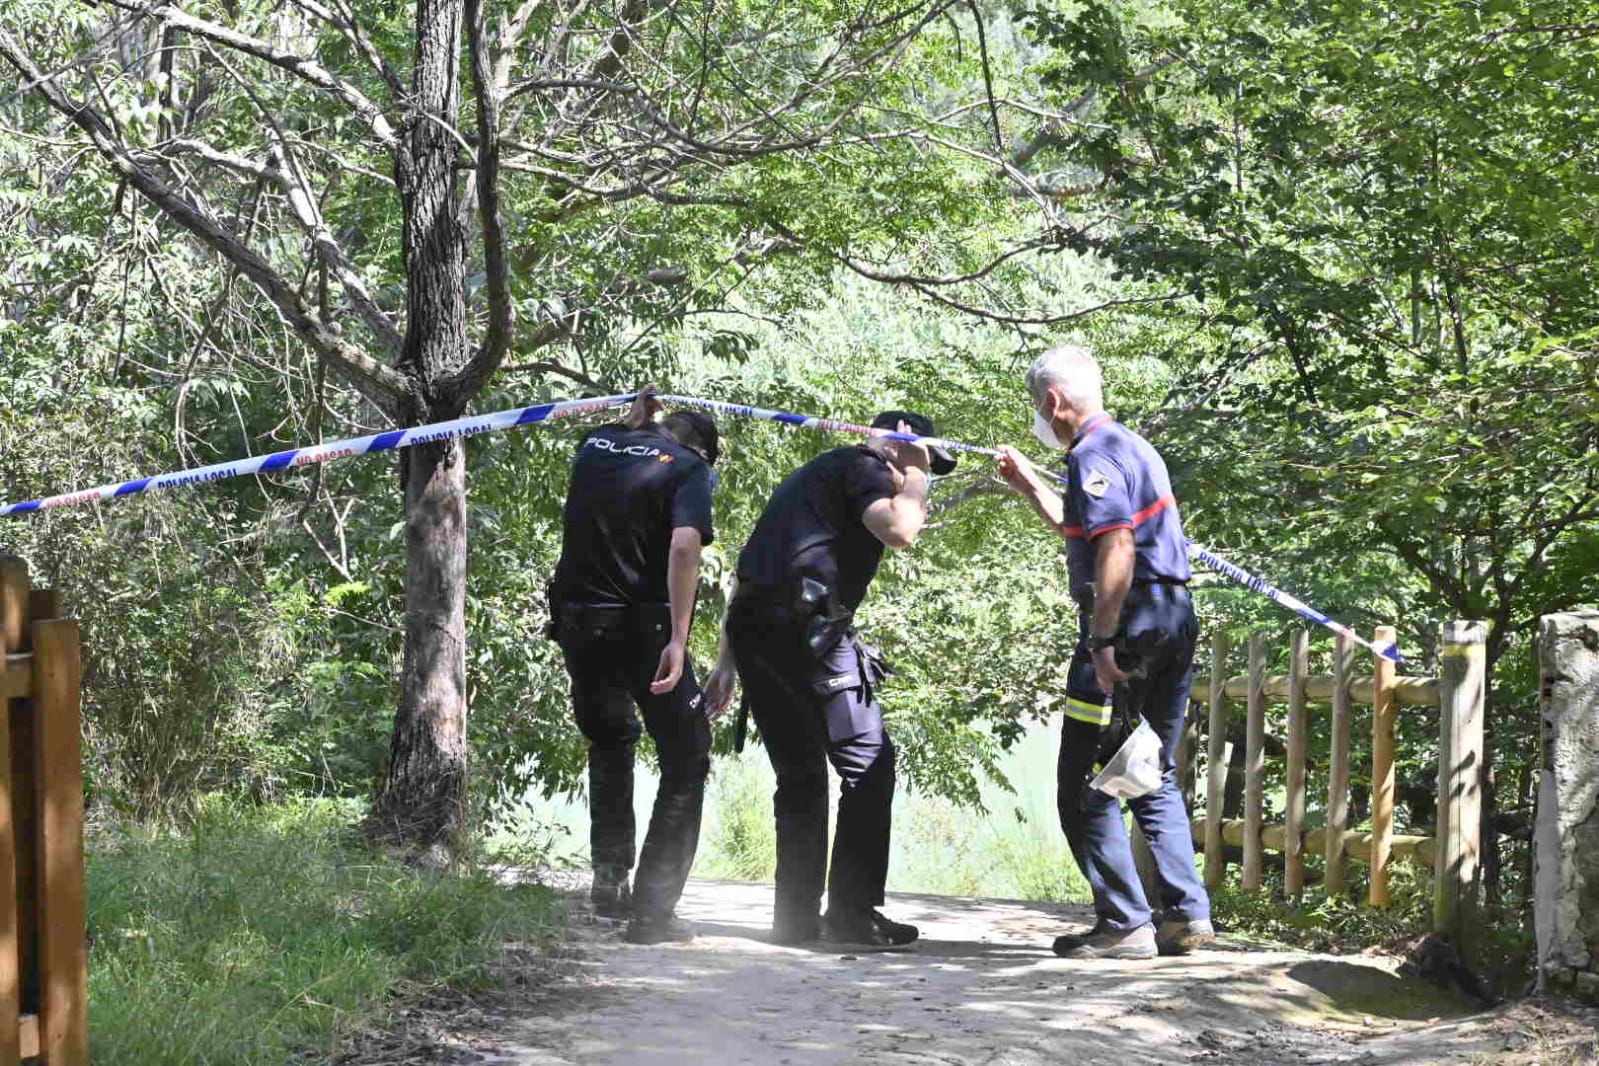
[1088,635,1117,652]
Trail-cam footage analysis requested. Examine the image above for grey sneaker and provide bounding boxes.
[1051,920,1109,955]
[1053,922,1157,960]
[1156,917,1215,956]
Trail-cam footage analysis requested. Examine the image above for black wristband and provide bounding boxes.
[1088,635,1117,652]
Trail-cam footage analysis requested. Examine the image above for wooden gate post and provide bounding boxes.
[31,616,86,1066]
[1243,632,1267,891]
[1284,629,1309,899]
[1435,620,1486,944]
[1204,631,1229,889]
[1324,632,1355,896]
[0,561,24,1066]
[1370,624,1399,907]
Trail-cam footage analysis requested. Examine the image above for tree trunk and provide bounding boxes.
[369,0,472,854]
[369,440,469,851]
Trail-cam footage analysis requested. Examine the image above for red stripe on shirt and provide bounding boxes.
[1081,496,1174,539]
[1086,521,1134,540]
[1130,493,1176,526]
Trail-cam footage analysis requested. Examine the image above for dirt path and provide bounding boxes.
[486,879,1536,1066]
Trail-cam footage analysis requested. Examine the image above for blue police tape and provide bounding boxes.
[657,394,1404,664]
[0,393,637,517]
[1185,544,1402,663]
[653,394,1002,461]
[0,386,1401,662]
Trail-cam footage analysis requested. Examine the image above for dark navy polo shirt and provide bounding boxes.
[552,424,715,606]
[1062,413,1191,598]
[736,445,898,611]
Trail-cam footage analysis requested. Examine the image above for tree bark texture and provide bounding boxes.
[370,0,473,851]
[370,440,470,848]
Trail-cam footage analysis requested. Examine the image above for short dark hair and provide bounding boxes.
[662,410,720,464]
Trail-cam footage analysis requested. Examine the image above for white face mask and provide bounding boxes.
[1031,405,1067,451]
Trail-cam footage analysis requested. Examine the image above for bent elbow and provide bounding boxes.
[883,522,923,551]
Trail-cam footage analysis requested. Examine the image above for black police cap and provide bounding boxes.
[870,410,956,475]
[664,409,720,465]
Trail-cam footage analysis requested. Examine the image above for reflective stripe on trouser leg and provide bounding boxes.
[1064,696,1112,726]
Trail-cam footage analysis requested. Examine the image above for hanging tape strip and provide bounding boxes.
[658,394,1404,663]
[0,388,1402,662]
[0,393,637,516]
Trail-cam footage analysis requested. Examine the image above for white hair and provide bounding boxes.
[1026,345,1103,412]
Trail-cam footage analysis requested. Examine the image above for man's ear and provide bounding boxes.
[1041,385,1060,422]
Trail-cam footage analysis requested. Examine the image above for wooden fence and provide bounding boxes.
[0,558,87,1065]
[1181,621,1487,941]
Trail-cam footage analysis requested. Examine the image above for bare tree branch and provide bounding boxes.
[100,0,399,148]
[441,0,516,407]
[148,136,275,179]
[200,42,405,357]
[498,357,607,391]
[0,28,408,410]
[285,0,404,97]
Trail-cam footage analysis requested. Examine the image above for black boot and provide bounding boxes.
[822,908,918,949]
[625,915,696,945]
[591,876,632,920]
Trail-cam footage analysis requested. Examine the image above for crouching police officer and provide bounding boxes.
[995,345,1213,960]
[549,393,721,945]
[704,412,955,949]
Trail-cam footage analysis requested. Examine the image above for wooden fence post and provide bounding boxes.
[0,561,25,1066]
[1177,704,1200,812]
[32,619,86,1066]
[1370,624,1399,907]
[1435,620,1486,944]
[1243,632,1267,891]
[1284,629,1309,899]
[1204,631,1230,890]
[1324,632,1355,896]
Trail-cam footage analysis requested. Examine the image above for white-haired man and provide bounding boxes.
[995,345,1213,960]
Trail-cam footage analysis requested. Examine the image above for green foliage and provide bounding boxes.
[694,753,780,883]
[87,797,563,1065]
[1017,0,1599,897]
[0,2,1584,976]
[1211,863,1433,955]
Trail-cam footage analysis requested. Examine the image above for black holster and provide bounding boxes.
[727,577,870,753]
[797,577,854,658]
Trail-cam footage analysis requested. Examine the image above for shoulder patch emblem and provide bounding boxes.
[657,453,675,463]
[1083,470,1112,498]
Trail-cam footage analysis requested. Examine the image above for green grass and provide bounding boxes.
[87,797,565,1066]
[694,754,779,882]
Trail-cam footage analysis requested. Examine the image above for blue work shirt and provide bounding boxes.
[1063,413,1191,601]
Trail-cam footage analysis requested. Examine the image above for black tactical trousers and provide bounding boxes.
[556,604,711,921]
[728,599,895,924]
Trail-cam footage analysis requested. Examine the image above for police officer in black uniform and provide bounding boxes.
[549,394,721,945]
[703,412,955,949]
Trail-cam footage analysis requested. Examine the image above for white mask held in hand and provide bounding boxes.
[1031,406,1067,451]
